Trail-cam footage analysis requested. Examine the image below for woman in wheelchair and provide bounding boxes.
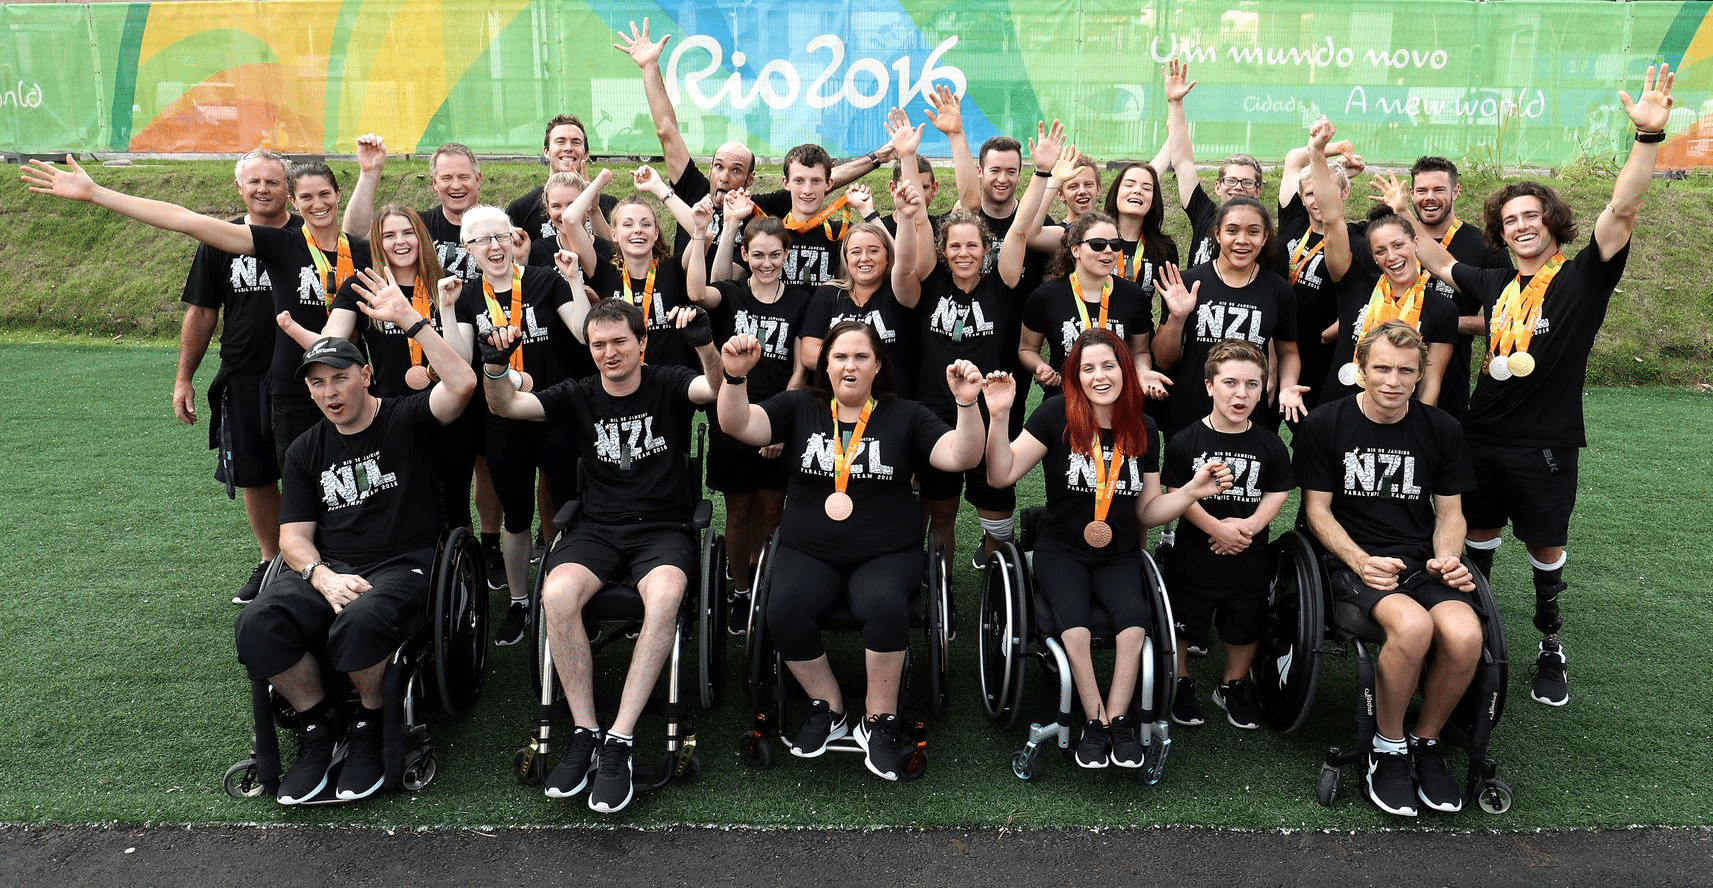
[983,328,1231,769]
[717,319,986,780]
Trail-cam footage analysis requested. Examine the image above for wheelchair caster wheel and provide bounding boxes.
[402,749,437,791]
[899,745,927,782]
[1477,779,1513,814]
[658,750,700,784]
[1010,749,1037,781]
[738,730,772,768]
[1140,734,1171,786]
[1317,763,1341,807]
[223,758,267,799]
[514,745,546,786]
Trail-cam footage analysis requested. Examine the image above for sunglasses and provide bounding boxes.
[1078,238,1124,253]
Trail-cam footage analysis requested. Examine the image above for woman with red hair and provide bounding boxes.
[984,327,1230,769]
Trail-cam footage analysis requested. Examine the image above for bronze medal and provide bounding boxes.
[516,370,534,392]
[1083,520,1112,548]
[824,491,854,521]
[404,365,432,390]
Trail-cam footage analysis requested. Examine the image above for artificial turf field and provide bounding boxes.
[0,342,1708,830]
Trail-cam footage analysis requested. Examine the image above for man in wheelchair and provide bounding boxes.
[233,273,476,805]
[484,298,721,814]
[1293,321,1482,817]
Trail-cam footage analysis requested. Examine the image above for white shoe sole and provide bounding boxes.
[854,725,900,781]
[790,724,849,759]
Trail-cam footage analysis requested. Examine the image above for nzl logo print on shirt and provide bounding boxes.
[1195,302,1265,346]
[1342,448,1422,499]
[928,295,995,340]
[734,310,793,361]
[1192,452,1263,502]
[800,432,895,480]
[1059,319,1127,355]
[783,244,833,287]
[1066,448,1142,494]
[438,241,478,281]
[476,303,547,345]
[835,307,895,343]
[320,452,399,510]
[593,415,668,468]
[228,256,273,295]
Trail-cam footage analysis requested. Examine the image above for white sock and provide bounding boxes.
[1372,733,1406,755]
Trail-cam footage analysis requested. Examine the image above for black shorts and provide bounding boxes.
[1329,562,1471,622]
[765,543,921,659]
[543,521,697,589]
[1168,546,1269,647]
[210,370,280,489]
[1462,439,1579,548]
[705,426,789,494]
[1032,545,1150,636]
[270,393,324,471]
[917,458,1017,513]
[234,549,433,679]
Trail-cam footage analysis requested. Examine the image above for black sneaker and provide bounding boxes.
[790,699,849,758]
[854,714,912,781]
[1075,720,1111,769]
[483,540,505,591]
[335,711,385,801]
[277,718,338,805]
[543,726,602,799]
[1410,736,1464,813]
[1364,747,1419,817]
[495,600,529,647]
[727,589,751,637]
[1171,676,1206,726]
[233,560,269,605]
[1531,640,1569,706]
[1108,715,1145,769]
[588,735,636,813]
[1213,678,1262,730]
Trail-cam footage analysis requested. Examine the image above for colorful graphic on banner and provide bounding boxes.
[0,1,1707,167]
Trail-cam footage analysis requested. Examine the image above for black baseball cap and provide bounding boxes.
[298,337,368,377]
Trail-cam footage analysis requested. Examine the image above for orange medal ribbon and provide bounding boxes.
[1069,273,1112,333]
[784,194,852,241]
[1438,216,1463,249]
[304,227,355,308]
[1090,435,1126,524]
[1343,272,1428,379]
[1288,232,1326,284]
[1490,251,1565,360]
[482,265,527,373]
[623,261,658,363]
[404,281,434,368]
[829,397,876,495]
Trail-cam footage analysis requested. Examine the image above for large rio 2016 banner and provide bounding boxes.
[1,1,1709,167]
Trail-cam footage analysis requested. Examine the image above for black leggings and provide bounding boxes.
[1032,547,1150,635]
[485,417,578,534]
[766,543,920,660]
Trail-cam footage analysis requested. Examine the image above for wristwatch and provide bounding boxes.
[301,560,329,582]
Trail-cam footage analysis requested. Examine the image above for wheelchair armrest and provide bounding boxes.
[690,499,712,531]
[553,500,582,531]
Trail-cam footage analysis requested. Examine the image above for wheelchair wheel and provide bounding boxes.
[1477,778,1513,814]
[1255,531,1324,734]
[513,744,546,786]
[978,543,1029,727]
[743,536,778,711]
[432,528,488,717]
[1139,550,1178,720]
[738,727,773,768]
[925,538,951,716]
[223,758,267,799]
[698,530,728,710]
[402,748,437,791]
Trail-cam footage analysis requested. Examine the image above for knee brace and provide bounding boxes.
[1530,551,1567,636]
[1464,537,1501,578]
[979,514,1015,543]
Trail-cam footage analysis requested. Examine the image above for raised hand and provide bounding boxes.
[1620,63,1676,133]
[1308,117,1335,153]
[1190,459,1234,500]
[437,274,463,308]
[689,195,715,235]
[553,249,582,283]
[633,164,671,200]
[614,17,670,69]
[353,267,418,328]
[355,133,387,174]
[1368,172,1410,215]
[1155,263,1200,319]
[1051,144,1083,183]
[1164,59,1196,103]
[886,107,924,157]
[722,333,763,376]
[946,359,985,405]
[723,187,755,223]
[981,370,1017,413]
[845,182,876,217]
[1030,120,1066,174]
[925,83,965,136]
[20,154,96,201]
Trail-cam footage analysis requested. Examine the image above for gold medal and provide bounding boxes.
[824,491,854,521]
[1488,355,1512,381]
[404,365,432,390]
[1508,351,1535,377]
[1337,362,1360,388]
[1083,520,1112,548]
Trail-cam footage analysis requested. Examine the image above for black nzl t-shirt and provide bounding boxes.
[460,265,583,389]
[507,186,618,244]
[1024,396,1160,562]
[1162,420,1294,582]
[1184,184,1221,268]
[1021,275,1155,383]
[1320,269,1460,402]
[527,227,614,270]
[711,280,811,400]
[981,207,1053,374]
[332,279,476,398]
[1160,264,1297,438]
[589,253,697,371]
[754,190,845,289]
[915,264,1017,418]
[802,282,918,397]
[760,390,948,561]
[536,365,700,523]
[281,392,444,566]
[1437,221,1514,421]
[420,206,480,283]
[181,215,303,375]
[1453,241,1628,449]
[251,225,373,401]
[1294,395,1475,561]
[1115,237,1179,319]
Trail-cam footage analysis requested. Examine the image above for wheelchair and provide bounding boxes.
[735,531,951,778]
[1255,529,1513,814]
[512,425,726,794]
[977,507,1178,784]
[223,527,489,802]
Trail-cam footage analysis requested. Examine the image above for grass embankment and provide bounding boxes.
[3,157,1710,384]
[0,344,1708,829]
